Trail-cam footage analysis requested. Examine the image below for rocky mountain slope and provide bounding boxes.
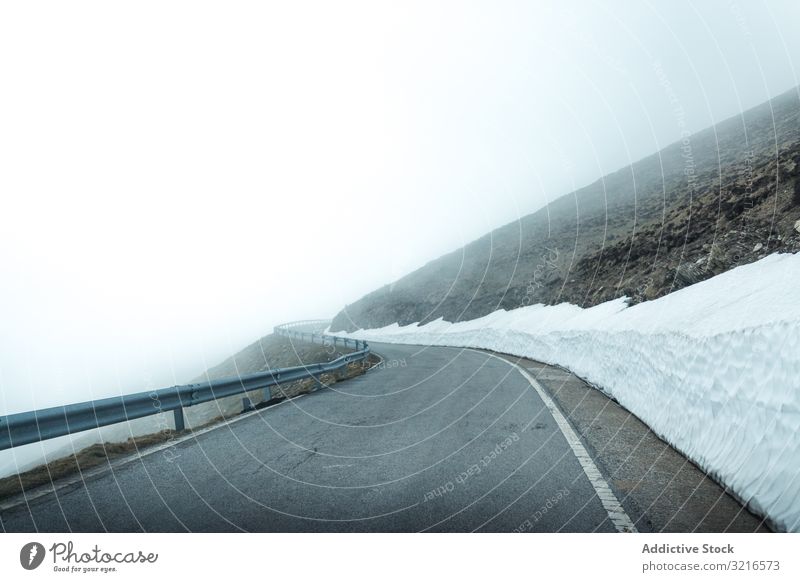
[331,86,800,332]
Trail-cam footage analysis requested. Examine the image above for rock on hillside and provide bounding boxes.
[332,86,800,332]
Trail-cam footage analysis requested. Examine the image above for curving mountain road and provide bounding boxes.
[0,343,765,532]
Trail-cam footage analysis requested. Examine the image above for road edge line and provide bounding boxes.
[476,349,638,533]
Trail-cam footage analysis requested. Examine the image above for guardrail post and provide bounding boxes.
[242,397,255,412]
[0,321,364,453]
[173,407,185,432]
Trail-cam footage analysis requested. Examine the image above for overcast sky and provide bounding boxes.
[1,0,799,416]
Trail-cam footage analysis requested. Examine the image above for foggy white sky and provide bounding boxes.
[1,1,799,414]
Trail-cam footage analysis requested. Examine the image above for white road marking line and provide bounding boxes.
[479,351,638,533]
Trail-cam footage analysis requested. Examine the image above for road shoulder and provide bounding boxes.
[491,352,770,533]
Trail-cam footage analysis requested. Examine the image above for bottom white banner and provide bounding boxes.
[0,533,796,581]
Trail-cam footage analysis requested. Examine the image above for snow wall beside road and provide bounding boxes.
[333,253,800,531]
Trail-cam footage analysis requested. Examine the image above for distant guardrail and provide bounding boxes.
[273,320,367,351]
[0,321,369,451]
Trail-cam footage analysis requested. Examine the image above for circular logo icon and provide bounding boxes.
[20,542,46,570]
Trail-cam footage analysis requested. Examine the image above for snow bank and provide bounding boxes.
[333,253,800,531]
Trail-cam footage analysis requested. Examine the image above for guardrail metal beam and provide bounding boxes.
[0,322,368,451]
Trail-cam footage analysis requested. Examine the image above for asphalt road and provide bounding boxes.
[0,342,758,532]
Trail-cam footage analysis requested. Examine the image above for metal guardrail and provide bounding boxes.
[0,322,369,451]
[274,320,367,351]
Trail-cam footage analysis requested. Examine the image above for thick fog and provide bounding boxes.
[1,1,798,472]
